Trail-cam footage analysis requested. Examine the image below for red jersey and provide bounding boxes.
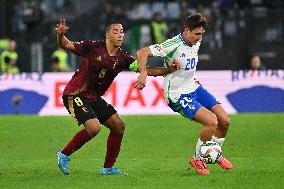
[63,40,135,101]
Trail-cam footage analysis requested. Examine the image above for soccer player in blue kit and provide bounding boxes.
[136,14,233,175]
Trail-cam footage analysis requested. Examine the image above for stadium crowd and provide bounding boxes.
[0,0,283,72]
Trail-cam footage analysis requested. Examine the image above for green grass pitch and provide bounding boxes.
[0,113,283,189]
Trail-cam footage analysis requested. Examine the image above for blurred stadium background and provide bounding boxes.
[1,0,284,72]
[0,0,283,188]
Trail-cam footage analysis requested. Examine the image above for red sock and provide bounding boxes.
[104,131,123,168]
[61,129,92,156]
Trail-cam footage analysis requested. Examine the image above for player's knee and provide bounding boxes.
[87,124,101,137]
[206,114,218,130]
[84,119,101,137]
[203,114,218,133]
[219,116,230,130]
[112,120,125,134]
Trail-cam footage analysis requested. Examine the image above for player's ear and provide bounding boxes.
[106,32,109,39]
[185,27,190,33]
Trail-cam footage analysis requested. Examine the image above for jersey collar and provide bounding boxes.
[179,33,188,46]
[103,40,123,57]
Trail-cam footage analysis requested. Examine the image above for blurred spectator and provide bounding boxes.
[219,0,235,8]
[0,40,20,74]
[166,1,180,19]
[100,2,116,23]
[51,48,70,72]
[22,0,45,32]
[250,55,266,70]
[0,37,10,53]
[113,5,127,27]
[13,0,27,33]
[150,12,168,44]
[126,2,152,20]
[127,24,141,54]
[151,2,166,18]
[208,0,223,49]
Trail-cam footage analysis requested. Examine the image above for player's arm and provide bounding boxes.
[129,60,180,76]
[147,60,181,76]
[55,18,75,51]
[133,47,152,90]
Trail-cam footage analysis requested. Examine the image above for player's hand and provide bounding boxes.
[133,72,147,90]
[169,60,181,72]
[55,18,69,35]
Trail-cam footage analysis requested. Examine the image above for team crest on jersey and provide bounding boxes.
[96,56,102,62]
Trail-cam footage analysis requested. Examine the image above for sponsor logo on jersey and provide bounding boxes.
[96,56,102,62]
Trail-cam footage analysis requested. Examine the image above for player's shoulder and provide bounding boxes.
[120,48,129,54]
[91,40,105,47]
[161,34,182,48]
[73,40,105,47]
[119,48,135,60]
[120,48,131,56]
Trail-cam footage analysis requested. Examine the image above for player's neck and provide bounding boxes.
[106,40,119,56]
[182,32,193,47]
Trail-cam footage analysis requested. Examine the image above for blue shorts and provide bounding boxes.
[168,86,220,120]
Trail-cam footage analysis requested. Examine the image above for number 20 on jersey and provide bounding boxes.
[185,58,196,70]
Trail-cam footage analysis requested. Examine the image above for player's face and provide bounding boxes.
[184,27,205,45]
[106,24,124,47]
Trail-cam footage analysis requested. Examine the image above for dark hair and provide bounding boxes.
[184,13,207,31]
[105,21,122,33]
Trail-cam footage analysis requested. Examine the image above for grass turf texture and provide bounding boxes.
[0,114,283,189]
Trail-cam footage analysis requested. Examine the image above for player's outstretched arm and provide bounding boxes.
[147,60,181,76]
[134,47,152,90]
[55,18,75,51]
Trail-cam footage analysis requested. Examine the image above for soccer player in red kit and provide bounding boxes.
[55,18,180,175]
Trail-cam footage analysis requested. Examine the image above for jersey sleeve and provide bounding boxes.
[72,40,99,57]
[149,36,180,58]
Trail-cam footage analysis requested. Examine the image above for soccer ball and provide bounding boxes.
[199,141,222,164]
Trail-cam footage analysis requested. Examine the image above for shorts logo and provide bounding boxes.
[180,97,195,110]
[82,107,89,113]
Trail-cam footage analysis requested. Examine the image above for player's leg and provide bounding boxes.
[210,104,233,170]
[197,86,233,170]
[103,113,125,168]
[100,113,126,175]
[91,97,125,175]
[194,107,218,142]
[57,95,101,175]
[61,118,101,156]
[210,104,230,142]
[190,107,218,175]
[169,94,217,174]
